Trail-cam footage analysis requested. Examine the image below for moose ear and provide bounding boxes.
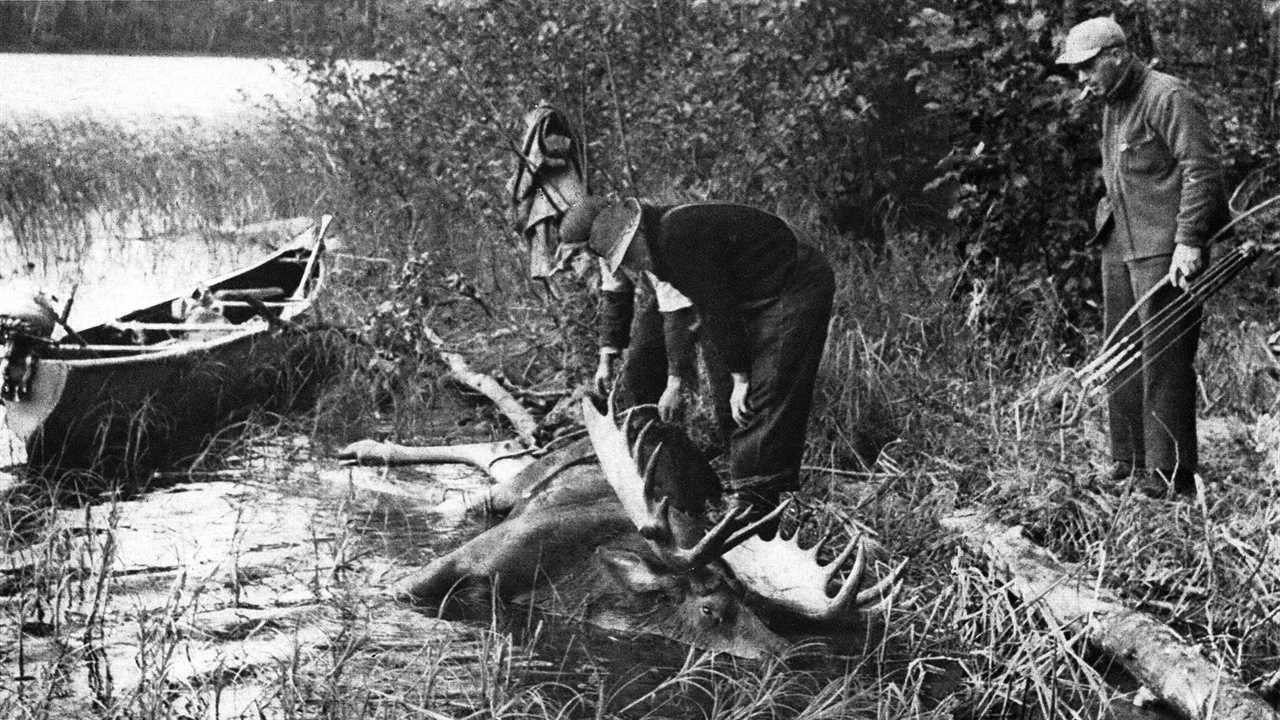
[596,548,678,595]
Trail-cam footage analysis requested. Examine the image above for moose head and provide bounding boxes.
[582,395,901,628]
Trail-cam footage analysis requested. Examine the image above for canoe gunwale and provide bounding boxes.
[32,224,324,368]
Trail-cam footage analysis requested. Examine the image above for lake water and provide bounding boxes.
[0,52,314,126]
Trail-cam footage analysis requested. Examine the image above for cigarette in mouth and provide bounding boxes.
[1078,86,1094,101]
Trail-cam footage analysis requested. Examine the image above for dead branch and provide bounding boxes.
[422,324,538,445]
[942,509,1280,720]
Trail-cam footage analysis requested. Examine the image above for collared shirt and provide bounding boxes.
[1097,61,1227,261]
[599,262,693,312]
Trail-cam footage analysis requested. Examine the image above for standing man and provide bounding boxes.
[560,198,834,519]
[1056,17,1228,497]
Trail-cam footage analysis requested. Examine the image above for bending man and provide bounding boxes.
[505,105,723,433]
[561,198,834,518]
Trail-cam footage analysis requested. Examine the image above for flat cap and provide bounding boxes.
[561,197,642,275]
[1056,16,1126,65]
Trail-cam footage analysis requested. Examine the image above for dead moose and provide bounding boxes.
[339,396,901,658]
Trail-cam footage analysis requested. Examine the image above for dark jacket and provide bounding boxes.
[639,203,804,374]
[1096,62,1228,261]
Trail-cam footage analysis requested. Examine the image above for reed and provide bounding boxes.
[6,97,1280,720]
[0,116,330,267]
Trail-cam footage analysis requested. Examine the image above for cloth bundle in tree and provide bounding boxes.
[506,104,587,278]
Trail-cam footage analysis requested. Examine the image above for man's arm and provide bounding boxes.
[649,274,696,421]
[1157,88,1225,248]
[1158,87,1225,286]
[596,263,635,393]
[656,307,697,421]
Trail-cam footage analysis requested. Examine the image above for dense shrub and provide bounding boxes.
[304,0,1279,341]
[303,1,935,251]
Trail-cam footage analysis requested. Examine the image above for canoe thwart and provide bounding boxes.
[210,300,302,309]
[213,287,285,301]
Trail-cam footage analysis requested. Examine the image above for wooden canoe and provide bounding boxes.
[1,216,333,477]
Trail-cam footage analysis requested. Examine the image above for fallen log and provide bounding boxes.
[422,324,539,446]
[942,509,1279,720]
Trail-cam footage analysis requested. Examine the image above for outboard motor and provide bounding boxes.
[0,286,58,402]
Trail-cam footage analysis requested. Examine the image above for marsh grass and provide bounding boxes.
[7,102,1280,720]
[280,209,1280,718]
[0,116,331,267]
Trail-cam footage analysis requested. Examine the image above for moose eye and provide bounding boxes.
[700,604,724,625]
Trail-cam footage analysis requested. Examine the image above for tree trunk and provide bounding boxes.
[365,0,378,49]
[942,509,1280,720]
[28,2,42,43]
[1116,0,1157,61]
[1267,1,1280,127]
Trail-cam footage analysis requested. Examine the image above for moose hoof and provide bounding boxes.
[335,439,392,465]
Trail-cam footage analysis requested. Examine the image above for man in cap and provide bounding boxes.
[1056,16,1228,497]
[506,105,716,430]
[560,198,834,520]
[561,197,732,434]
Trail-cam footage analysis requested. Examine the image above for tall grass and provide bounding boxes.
[258,185,1280,717]
[0,117,331,261]
[5,91,1280,719]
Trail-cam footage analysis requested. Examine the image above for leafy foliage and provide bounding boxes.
[303,1,1276,338]
[303,1,934,249]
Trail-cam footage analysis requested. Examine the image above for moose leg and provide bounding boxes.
[336,439,534,479]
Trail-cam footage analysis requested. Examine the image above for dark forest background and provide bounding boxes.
[0,0,381,55]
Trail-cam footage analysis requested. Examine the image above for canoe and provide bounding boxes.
[1,216,332,477]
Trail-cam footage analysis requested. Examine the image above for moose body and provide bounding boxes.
[340,402,897,658]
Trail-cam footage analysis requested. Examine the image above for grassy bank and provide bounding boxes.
[4,104,1280,719]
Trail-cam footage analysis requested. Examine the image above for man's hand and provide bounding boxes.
[594,348,620,395]
[658,375,685,422]
[730,372,753,426]
[1168,244,1205,290]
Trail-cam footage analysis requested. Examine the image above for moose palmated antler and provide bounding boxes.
[582,393,782,570]
[581,395,902,622]
[724,523,904,623]
[637,443,791,570]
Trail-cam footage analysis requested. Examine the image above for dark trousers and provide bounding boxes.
[1101,252,1201,477]
[618,287,733,445]
[726,244,834,494]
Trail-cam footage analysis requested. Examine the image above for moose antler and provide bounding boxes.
[724,523,904,623]
[581,395,902,623]
[582,394,783,569]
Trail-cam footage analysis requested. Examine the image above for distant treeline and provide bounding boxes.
[0,0,380,56]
